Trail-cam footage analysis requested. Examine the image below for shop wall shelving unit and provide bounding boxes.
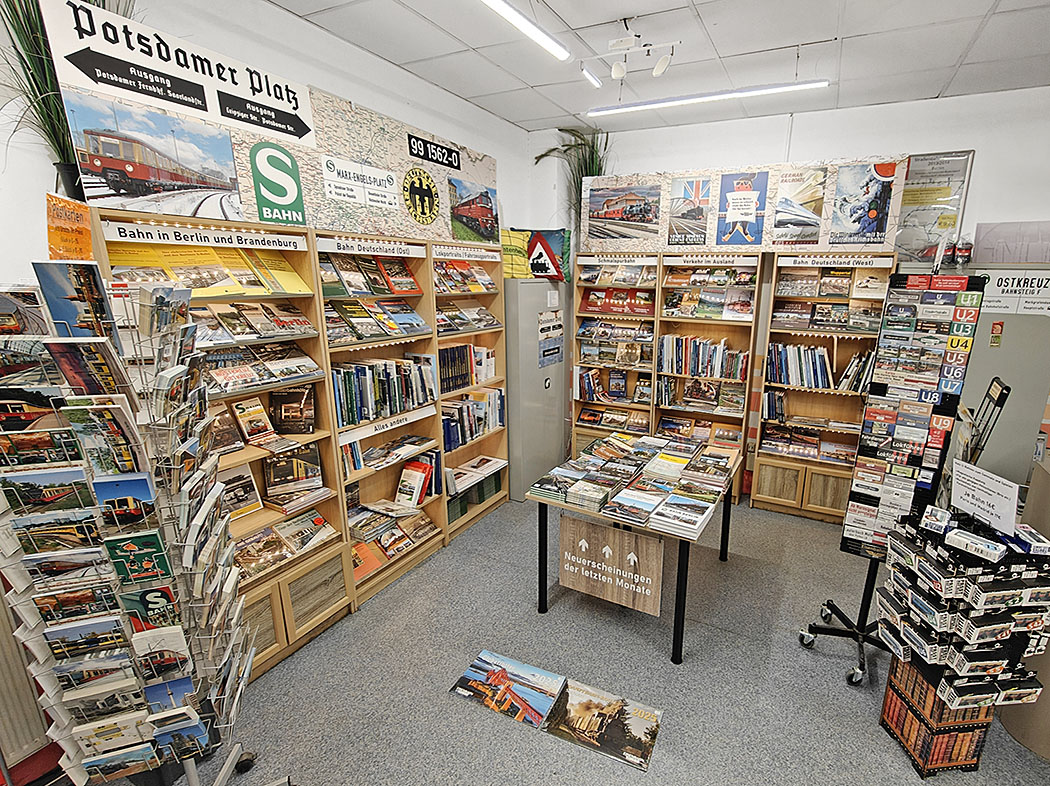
[91,208,353,679]
[431,243,509,541]
[571,252,760,503]
[750,251,896,523]
[571,253,658,455]
[655,252,762,503]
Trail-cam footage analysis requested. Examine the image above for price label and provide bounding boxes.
[407,133,461,170]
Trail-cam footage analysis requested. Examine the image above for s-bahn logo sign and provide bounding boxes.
[402,167,439,226]
[41,0,315,146]
[251,143,306,225]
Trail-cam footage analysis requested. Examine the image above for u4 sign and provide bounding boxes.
[251,143,306,225]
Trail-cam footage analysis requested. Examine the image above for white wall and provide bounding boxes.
[0,0,533,278]
[582,86,1050,243]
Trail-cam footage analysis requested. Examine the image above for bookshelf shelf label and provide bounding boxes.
[777,255,894,268]
[315,236,426,257]
[102,221,307,250]
[432,244,501,262]
[337,404,436,445]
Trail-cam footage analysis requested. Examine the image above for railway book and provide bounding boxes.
[543,679,662,771]
[269,387,315,434]
[451,650,565,729]
[377,258,423,295]
[215,467,263,520]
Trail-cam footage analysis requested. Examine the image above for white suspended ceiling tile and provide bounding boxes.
[621,58,732,101]
[696,0,841,58]
[643,97,748,127]
[471,87,568,122]
[572,8,716,67]
[516,114,581,131]
[475,38,590,87]
[309,0,467,63]
[273,0,354,15]
[534,79,642,115]
[720,40,838,88]
[575,110,680,133]
[837,68,955,108]
[839,20,982,80]
[945,54,1050,95]
[965,7,1050,63]
[402,50,528,97]
[996,0,1050,9]
[543,0,689,29]
[398,0,568,50]
[839,0,996,37]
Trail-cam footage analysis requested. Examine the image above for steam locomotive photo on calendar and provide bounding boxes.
[62,89,242,220]
[588,184,661,240]
[448,176,499,242]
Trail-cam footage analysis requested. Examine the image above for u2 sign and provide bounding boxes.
[559,516,663,617]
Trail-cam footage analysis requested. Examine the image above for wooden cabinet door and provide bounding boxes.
[803,464,852,517]
[242,582,287,673]
[751,456,804,508]
[278,543,353,643]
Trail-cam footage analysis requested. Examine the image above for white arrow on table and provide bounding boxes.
[578,539,589,552]
[627,551,638,566]
[602,545,613,559]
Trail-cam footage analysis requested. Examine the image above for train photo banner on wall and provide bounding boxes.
[40,0,498,240]
[580,158,907,255]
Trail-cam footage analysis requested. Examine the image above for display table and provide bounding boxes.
[524,453,739,666]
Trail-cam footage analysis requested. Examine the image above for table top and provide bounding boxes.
[524,453,741,544]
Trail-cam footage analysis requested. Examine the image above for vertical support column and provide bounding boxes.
[672,539,691,664]
[719,495,731,562]
[538,502,548,614]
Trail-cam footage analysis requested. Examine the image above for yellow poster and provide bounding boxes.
[46,193,93,259]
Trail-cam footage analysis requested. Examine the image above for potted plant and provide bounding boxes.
[534,127,611,238]
[1,0,135,200]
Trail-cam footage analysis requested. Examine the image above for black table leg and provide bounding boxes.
[719,494,732,562]
[538,502,548,614]
[671,539,691,664]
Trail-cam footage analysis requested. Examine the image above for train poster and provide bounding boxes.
[41,0,498,241]
[579,157,908,254]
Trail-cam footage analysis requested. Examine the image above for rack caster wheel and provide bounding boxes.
[798,630,815,649]
[235,752,256,773]
[847,667,865,686]
[820,604,832,623]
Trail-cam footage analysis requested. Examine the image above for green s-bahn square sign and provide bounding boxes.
[251,142,306,225]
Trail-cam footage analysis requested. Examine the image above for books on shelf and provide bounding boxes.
[263,487,332,516]
[444,454,507,496]
[837,350,875,393]
[262,443,323,497]
[269,386,315,434]
[341,433,433,476]
[655,377,745,417]
[576,319,654,343]
[233,508,336,580]
[229,397,301,454]
[760,424,821,460]
[325,298,431,345]
[204,344,320,393]
[580,288,655,317]
[441,387,505,451]
[332,355,437,428]
[435,301,502,334]
[765,342,835,388]
[657,334,748,381]
[215,466,262,520]
[433,260,498,294]
[439,343,496,394]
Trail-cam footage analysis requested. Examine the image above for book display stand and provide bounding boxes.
[0,256,260,785]
[800,274,987,686]
[752,253,896,523]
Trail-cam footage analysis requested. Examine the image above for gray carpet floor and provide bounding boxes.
[200,500,1050,785]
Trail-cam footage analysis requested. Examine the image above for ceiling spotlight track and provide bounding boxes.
[587,80,831,117]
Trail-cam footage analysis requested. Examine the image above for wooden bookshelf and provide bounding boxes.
[655,252,761,503]
[750,252,896,523]
[571,253,658,456]
[91,208,352,679]
[432,242,508,541]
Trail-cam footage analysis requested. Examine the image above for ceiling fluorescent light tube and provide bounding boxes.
[587,79,830,117]
[581,67,603,89]
[478,0,570,61]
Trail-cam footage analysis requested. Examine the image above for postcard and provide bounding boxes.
[132,625,192,681]
[32,582,118,623]
[73,709,151,757]
[43,614,127,660]
[144,675,195,712]
[92,473,158,531]
[53,650,136,691]
[21,547,113,589]
[0,466,93,516]
[81,741,158,782]
[12,508,101,554]
[450,650,565,729]
[32,260,123,353]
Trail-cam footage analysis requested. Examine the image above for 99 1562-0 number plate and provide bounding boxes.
[407,133,461,170]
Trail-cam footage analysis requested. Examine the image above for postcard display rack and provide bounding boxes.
[751,253,897,523]
[324,237,508,605]
[0,268,253,784]
[92,209,352,679]
[573,253,759,502]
